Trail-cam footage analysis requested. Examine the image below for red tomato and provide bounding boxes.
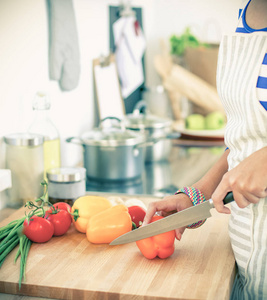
[128,206,146,228]
[45,209,72,236]
[52,202,72,212]
[23,216,54,243]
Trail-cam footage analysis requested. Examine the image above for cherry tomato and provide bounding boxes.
[45,209,72,236]
[23,216,54,243]
[128,206,146,228]
[52,202,72,212]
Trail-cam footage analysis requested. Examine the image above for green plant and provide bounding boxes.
[170,27,208,57]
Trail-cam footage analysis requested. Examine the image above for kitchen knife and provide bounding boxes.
[110,192,234,245]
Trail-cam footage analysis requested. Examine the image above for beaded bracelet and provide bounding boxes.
[175,187,207,229]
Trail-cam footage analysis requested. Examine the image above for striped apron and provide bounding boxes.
[216,33,267,299]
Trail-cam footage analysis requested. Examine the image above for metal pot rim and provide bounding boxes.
[124,114,172,130]
[80,130,146,147]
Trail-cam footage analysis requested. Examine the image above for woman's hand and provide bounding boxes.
[142,149,230,240]
[142,193,193,240]
[212,147,267,213]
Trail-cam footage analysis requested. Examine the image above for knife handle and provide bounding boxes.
[223,192,234,204]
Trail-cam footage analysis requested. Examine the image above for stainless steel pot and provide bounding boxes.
[123,103,180,162]
[66,117,147,181]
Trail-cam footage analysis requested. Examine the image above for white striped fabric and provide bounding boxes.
[237,0,267,110]
[216,32,267,299]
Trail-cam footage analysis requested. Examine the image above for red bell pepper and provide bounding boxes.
[136,215,176,259]
[128,205,146,228]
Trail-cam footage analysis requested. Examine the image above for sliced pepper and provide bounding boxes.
[86,204,132,244]
[128,205,146,228]
[71,195,112,233]
[136,215,176,259]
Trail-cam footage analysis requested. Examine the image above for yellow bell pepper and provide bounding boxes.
[71,195,112,233]
[86,204,132,244]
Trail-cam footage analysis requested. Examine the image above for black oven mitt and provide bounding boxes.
[47,0,80,91]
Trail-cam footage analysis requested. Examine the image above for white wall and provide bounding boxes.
[0,0,240,170]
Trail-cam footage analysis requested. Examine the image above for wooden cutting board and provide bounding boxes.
[0,196,236,300]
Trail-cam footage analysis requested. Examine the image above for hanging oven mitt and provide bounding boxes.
[47,0,80,91]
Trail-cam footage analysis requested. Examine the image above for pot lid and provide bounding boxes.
[81,127,146,146]
[47,167,86,183]
[124,113,172,130]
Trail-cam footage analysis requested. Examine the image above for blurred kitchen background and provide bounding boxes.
[0,0,241,208]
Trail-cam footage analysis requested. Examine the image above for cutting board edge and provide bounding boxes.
[0,281,125,300]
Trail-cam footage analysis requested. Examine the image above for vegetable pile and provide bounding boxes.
[71,195,175,259]
[0,181,72,288]
[0,187,175,289]
[71,196,134,244]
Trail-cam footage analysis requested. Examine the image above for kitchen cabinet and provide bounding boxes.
[0,193,235,300]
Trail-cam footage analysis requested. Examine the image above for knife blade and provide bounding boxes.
[110,192,234,245]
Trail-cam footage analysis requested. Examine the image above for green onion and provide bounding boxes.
[18,235,32,289]
[0,180,50,288]
[0,237,19,268]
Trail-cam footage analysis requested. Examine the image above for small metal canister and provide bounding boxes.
[47,167,86,205]
[4,133,44,208]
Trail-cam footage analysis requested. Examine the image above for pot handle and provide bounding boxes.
[100,116,125,130]
[135,132,181,149]
[66,137,83,145]
[164,132,181,140]
[151,132,181,141]
[100,116,121,123]
[135,139,158,148]
[133,100,147,115]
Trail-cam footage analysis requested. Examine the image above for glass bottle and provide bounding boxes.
[28,92,61,179]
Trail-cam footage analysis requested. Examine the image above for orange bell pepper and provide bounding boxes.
[71,195,112,233]
[136,215,176,259]
[86,204,132,244]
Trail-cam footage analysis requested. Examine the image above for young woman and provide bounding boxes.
[143,1,267,299]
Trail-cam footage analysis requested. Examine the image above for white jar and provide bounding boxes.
[47,167,86,205]
[4,133,44,208]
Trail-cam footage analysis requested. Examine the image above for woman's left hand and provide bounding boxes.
[212,146,267,213]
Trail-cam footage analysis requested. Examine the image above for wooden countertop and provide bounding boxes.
[0,195,235,300]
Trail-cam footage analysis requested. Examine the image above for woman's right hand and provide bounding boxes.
[142,193,193,240]
[142,149,230,240]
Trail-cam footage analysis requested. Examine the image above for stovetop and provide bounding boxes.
[86,146,224,197]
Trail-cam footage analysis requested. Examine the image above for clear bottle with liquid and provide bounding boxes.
[28,92,61,179]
